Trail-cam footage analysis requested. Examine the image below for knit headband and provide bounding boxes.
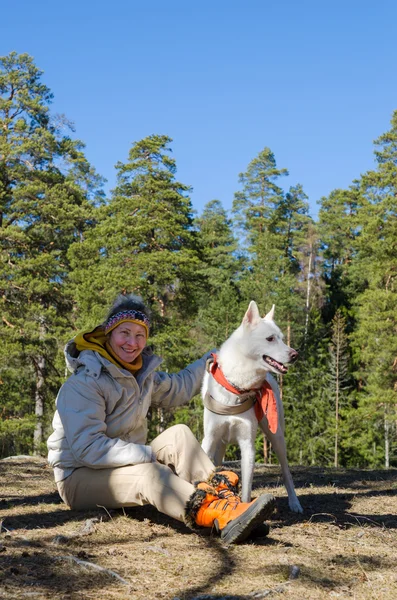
[105,310,150,335]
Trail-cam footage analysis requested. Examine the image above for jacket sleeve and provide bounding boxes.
[56,374,153,469]
[151,351,213,409]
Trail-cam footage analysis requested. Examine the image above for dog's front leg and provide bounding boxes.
[239,438,256,502]
[202,409,227,466]
[263,427,303,513]
[202,437,226,466]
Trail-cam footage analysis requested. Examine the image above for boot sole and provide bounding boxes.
[218,494,275,545]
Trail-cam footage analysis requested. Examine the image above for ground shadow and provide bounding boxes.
[251,464,397,491]
[254,468,397,530]
[0,491,62,509]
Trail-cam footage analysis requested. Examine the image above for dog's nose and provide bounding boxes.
[289,349,298,362]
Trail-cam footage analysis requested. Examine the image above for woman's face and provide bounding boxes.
[108,321,147,363]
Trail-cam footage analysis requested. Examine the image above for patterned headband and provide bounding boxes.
[105,310,151,335]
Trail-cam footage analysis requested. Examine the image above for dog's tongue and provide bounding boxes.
[254,383,278,434]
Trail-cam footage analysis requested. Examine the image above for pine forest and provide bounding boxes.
[1,52,396,469]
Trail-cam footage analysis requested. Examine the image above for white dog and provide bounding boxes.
[201,300,303,513]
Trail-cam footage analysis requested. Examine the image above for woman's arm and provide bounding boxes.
[56,374,153,468]
[151,351,213,409]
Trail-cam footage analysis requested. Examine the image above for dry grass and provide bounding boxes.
[0,457,396,600]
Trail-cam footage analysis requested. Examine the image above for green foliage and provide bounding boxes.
[233,147,288,244]
[0,52,102,454]
[317,186,366,326]
[282,311,332,465]
[233,149,312,339]
[324,310,353,467]
[168,396,204,444]
[192,200,243,351]
[0,415,36,457]
[68,134,202,331]
[0,51,396,468]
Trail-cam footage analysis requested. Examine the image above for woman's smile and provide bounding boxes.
[108,322,147,363]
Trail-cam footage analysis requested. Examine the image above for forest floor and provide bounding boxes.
[0,457,396,600]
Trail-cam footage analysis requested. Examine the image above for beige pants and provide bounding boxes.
[57,424,215,522]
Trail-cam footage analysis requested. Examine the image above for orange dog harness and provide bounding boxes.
[208,354,278,434]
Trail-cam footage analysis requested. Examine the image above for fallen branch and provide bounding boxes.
[308,512,337,523]
[349,514,384,528]
[56,555,129,585]
[186,583,293,600]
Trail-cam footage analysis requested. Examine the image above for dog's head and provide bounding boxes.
[236,300,298,376]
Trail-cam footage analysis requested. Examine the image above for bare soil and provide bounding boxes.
[0,457,396,600]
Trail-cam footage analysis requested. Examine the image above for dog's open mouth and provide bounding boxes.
[263,356,288,374]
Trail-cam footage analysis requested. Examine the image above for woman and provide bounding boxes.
[47,294,275,544]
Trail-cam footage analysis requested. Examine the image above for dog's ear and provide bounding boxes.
[263,304,275,321]
[242,301,261,328]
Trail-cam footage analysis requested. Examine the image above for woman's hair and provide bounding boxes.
[104,294,152,333]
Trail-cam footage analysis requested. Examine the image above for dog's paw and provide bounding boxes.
[289,498,303,513]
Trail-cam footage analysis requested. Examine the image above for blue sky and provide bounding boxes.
[2,0,397,220]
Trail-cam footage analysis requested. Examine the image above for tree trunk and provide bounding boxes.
[334,342,340,468]
[384,408,390,469]
[33,321,46,455]
[33,354,46,455]
[304,245,313,342]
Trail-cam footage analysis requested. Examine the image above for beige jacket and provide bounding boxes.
[47,340,209,482]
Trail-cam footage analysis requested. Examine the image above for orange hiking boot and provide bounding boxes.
[185,482,275,545]
[207,469,271,539]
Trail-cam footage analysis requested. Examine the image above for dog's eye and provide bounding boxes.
[266,336,275,342]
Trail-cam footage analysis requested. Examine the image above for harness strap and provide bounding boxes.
[203,392,256,415]
[206,353,279,433]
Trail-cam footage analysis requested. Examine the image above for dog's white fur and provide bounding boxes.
[201,300,303,512]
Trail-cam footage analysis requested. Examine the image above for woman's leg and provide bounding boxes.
[150,424,215,483]
[57,461,195,522]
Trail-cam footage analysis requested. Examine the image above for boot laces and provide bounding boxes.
[217,488,241,502]
[207,488,241,511]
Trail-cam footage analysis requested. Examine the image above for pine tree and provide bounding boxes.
[233,147,288,246]
[69,135,200,333]
[0,52,101,456]
[232,149,311,331]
